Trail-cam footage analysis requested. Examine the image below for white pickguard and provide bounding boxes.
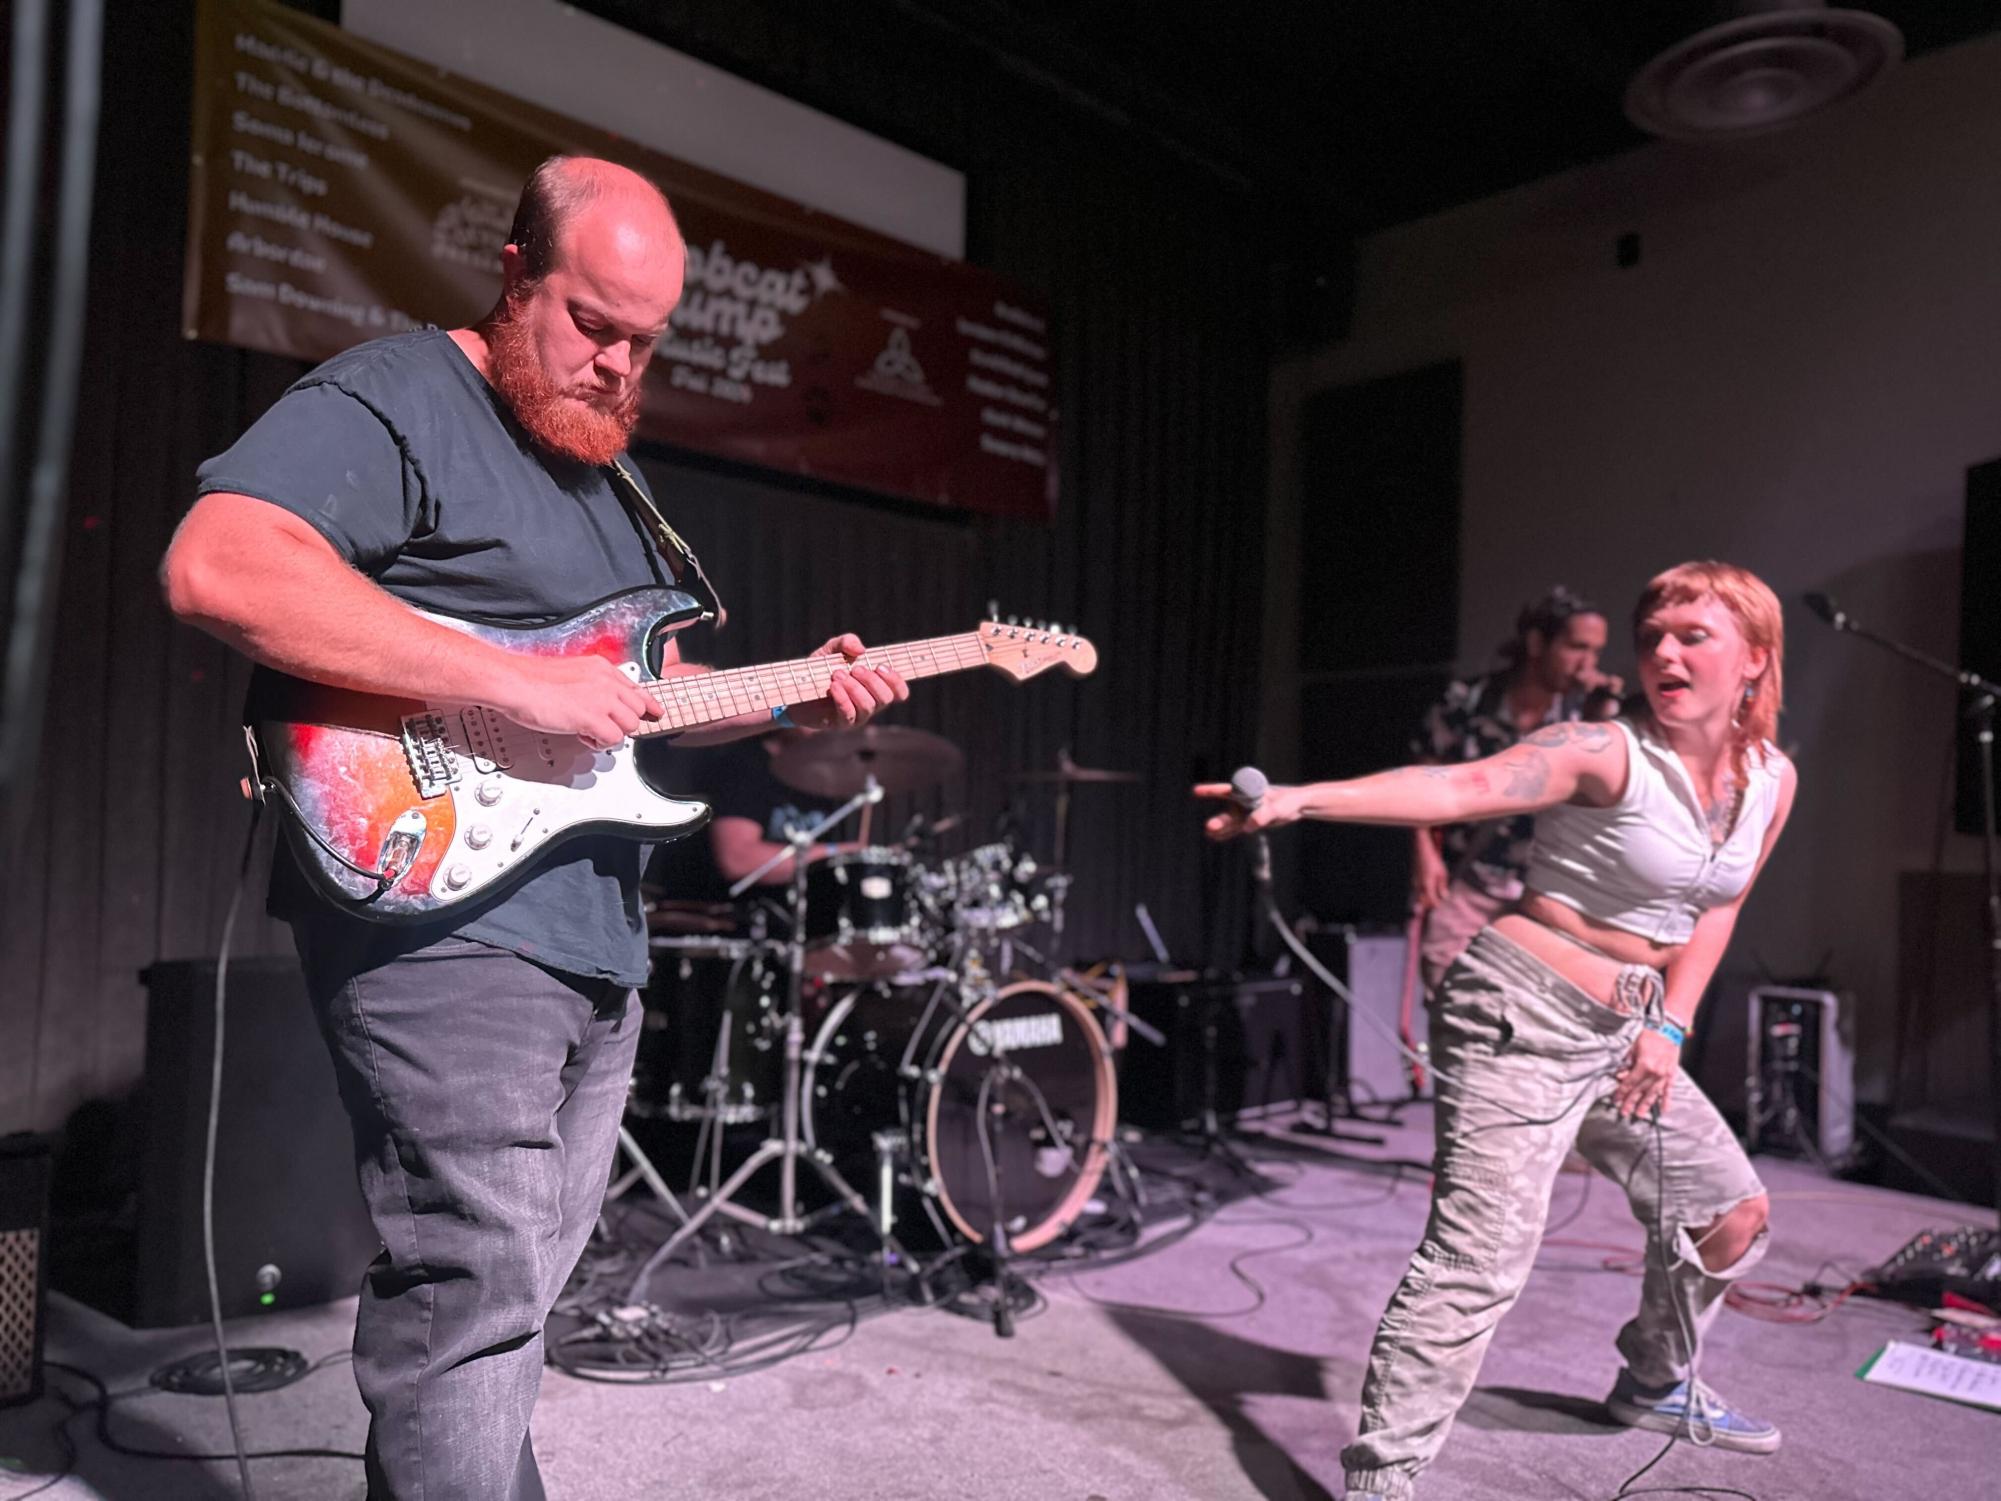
[405,702,706,904]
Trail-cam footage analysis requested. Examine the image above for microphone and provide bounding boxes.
[1228,765,1274,888]
[1803,592,1848,630]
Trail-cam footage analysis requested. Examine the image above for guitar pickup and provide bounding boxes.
[400,711,461,799]
[458,705,515,773]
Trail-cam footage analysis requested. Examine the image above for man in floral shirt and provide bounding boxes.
[1410,588,1622,988]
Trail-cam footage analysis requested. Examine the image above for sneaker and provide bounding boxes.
[1605,1369,1782,1455]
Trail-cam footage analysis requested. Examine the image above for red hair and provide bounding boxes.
[1633,561,1785,778]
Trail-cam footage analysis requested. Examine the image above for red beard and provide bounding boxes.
[486,306,640,466]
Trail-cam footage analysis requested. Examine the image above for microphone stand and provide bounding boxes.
[1812,599,2001,1210]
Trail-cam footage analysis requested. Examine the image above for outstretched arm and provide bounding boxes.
[1196,721,1627,839]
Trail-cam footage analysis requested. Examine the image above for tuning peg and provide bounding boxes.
[987,599,1001,619]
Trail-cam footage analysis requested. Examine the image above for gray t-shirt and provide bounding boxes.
[196,328,677,987]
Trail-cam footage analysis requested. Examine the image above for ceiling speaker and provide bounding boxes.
[1625,1,1903,141]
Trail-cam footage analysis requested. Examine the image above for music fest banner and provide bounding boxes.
[183,0,1056,519]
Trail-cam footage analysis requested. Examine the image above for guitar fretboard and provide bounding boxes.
[633,632,989,736]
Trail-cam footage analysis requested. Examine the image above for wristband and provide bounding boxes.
[770,704,797,729]
[1647,1016,1688,1048]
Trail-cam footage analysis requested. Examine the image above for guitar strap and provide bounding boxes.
[605,456,729,629]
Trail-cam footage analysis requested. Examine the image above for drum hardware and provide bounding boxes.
[602,1126,691,1235]
[1057,961,1166,1052]
[629,775,905,1304]
[1005,747,1139,942]
[631,936,783,1128]
[800,943,1116,1277]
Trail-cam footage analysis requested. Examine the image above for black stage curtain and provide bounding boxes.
[1,1,1279,1132]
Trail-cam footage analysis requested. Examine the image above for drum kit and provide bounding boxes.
[624,727,1142,1292]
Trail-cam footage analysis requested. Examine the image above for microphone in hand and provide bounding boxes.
[1229,765,1274,888]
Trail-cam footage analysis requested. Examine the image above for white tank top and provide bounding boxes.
[1524,718,1785,945]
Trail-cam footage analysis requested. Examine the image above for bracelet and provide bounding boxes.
[770,704,797,729]
[1647,1016,1688,1048]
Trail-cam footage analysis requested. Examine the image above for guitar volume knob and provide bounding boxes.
[465,825,492,850]
[445,864,471,890]
[475,779,503,806]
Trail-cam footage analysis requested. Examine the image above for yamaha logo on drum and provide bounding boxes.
[965,1012,1065,1056]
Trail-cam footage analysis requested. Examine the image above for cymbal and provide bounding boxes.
[771,724,964,798]
[1007,749,1140,786]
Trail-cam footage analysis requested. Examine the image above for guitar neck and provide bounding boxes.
[634,633,988,736]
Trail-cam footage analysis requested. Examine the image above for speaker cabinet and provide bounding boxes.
[1299,925,1427,1108]
[0,1135,51,1406]
[132,958,378,1328]
[1120,974,1313,1130]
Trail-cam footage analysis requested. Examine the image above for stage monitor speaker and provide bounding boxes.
[0,1135,52,1407]
[135,958,378,1328]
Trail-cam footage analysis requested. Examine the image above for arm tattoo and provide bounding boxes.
[1500,748,1551,800]
[1523,721,1613,753]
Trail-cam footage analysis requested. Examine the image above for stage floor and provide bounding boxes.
[4,1103,1994,1501]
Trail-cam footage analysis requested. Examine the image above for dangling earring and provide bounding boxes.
[1733,681,1754,727]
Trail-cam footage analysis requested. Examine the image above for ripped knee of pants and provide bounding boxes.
[1673,1194,1770,1280]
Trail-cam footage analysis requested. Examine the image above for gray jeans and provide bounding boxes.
[1342,926,1767,1501]
[296,928,641,1501]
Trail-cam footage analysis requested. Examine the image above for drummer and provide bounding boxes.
[644,729,858,904]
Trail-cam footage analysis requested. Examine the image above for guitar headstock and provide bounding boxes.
[976,617,1099,681]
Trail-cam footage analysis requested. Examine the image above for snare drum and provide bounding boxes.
[802,847,930,979]
[632,937,784,1124]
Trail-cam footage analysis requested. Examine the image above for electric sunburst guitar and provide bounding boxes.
[248,586,1099,921]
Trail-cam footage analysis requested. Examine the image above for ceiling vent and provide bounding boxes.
[1624,1,1903,141]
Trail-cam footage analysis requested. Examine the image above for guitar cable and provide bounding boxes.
[246,762,404,891]
[202,798,268,1499]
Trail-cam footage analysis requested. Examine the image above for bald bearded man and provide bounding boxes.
[163,157,907,1499]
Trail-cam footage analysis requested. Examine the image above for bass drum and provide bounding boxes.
[803,980,1116,1252]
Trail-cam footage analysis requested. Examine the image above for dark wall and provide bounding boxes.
[1,2,1289,1131]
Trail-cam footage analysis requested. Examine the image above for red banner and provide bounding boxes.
[183,0,1057,518]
